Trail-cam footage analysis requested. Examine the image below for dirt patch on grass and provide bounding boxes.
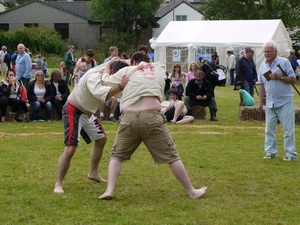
[0,132,63,137]
[0,125,264,137]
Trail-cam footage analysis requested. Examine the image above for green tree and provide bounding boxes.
[200,0,300,44]
[89,0,161,53]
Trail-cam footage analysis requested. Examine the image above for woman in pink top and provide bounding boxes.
[186,62,198,86]
[171,63,186,100]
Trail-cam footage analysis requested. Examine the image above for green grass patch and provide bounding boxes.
[1,84,300,224]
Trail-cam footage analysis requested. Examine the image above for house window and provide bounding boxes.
[0,24,9,31]
[24,23,39,28]
[176,15,187,21]
[55,23,69,39]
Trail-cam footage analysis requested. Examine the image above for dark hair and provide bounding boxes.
[86,49,95,57]
[245,47,253,53]
[168,88,178,95]
[138,45,148,53]
[110,60,129,73]
[51,69,62,79]
[130,51,150,65]
[235,81,244,89]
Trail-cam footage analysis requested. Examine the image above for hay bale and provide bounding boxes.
[191,105,206,120]
[238,106,265,121]
[6,105,60,121]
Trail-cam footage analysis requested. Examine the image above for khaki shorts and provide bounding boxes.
[110,110,180,164]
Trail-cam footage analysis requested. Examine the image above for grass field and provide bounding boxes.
[0,84,300,225]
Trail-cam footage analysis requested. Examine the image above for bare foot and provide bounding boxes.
[88,174,107,183]
[98,192,113,200]
[170,120,176,124]
[54,184,64,194]
[189,186,207,199]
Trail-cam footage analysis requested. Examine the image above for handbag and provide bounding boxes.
[211,71,219,77]
[205,62,219,78]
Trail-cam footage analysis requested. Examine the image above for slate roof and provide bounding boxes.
[0,0,99,23]
[155,0,199,18]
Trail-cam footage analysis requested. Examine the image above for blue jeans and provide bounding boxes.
[30,101,52,121]
[265,101,297,158]
[243,80,254,97]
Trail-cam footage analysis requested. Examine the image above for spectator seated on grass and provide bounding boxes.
[161,88,194,124]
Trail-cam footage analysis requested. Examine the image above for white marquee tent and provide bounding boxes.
[150,20,292,71]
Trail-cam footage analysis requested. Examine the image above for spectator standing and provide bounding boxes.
[74,62,88,85]
[198,57,204,68]
[138,44,153,62]
[186,62,198,86]
[201,60,219,95]
[226,50,236,85]
[211,51,219,66]
[170,64,186,100]
[50,70,70,120]
[258,40,297,161]
[288,50,299,72]
[164,72,171,100]
[104,46,118,63]
[27,70,53,122]
[0,46,7,76]
[73,49,97,78]
[10,51,18,73]
[64,45,76,85]
[235,47,257,97]
[41,57,49,78]
[34,54,42,71]
[16,43,32,90]
[59,62,67,80]
[4,49,11,71]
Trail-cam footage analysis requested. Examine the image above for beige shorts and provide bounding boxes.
[110,110,180,164]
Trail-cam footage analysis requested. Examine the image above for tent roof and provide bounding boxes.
[153,19,292,48]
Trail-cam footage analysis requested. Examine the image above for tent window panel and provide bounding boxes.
[166,47,189,73]
[195,47,216,62]
[176,15,187,21]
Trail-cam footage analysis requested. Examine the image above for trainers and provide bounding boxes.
[109,117,118,122]
[98,116,104,122]
[263,153,275,159]
[283,156,297,161]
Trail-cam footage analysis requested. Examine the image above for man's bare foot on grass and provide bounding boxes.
[54,183,64,194]
[189,186,207,199]
[98,192,113,200]
[88,174,107,183]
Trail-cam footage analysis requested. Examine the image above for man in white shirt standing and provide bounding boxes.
[258,40,297,161]
[226,50,236,85]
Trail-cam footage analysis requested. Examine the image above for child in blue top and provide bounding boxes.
[236,81,256,106]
